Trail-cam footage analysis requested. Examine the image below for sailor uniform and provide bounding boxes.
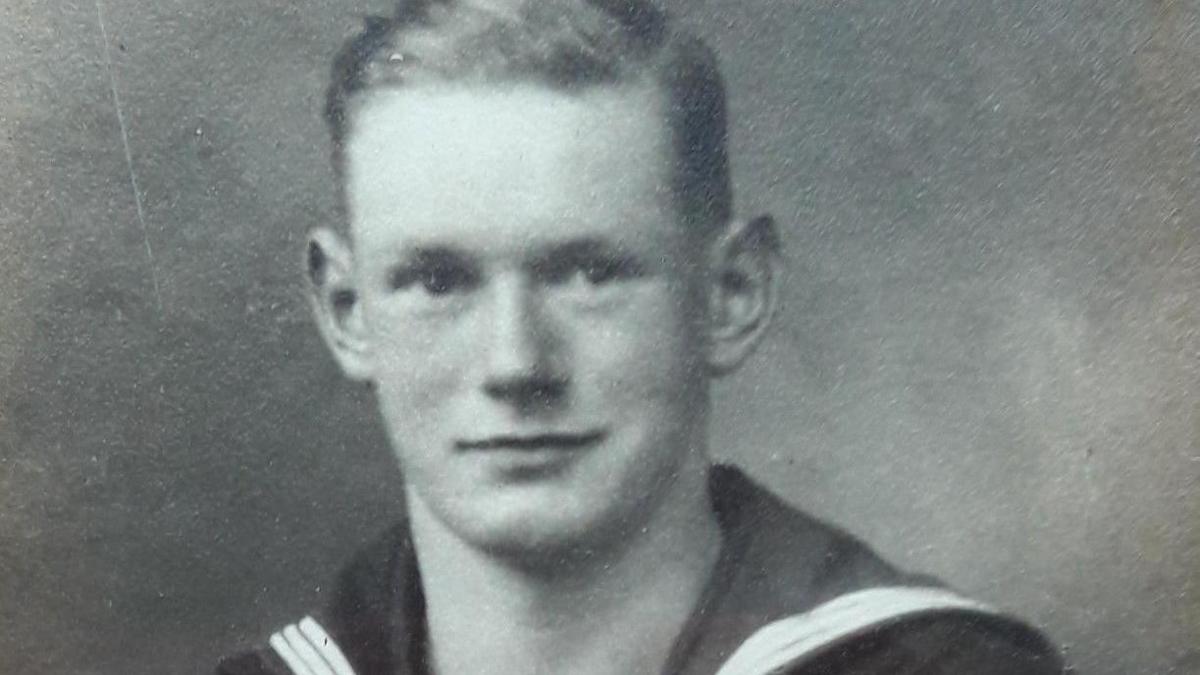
[217,465,1063,675]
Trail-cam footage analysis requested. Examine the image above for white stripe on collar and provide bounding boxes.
[714,586,998,675]
[268,631,316,675]
[270,617,357,675]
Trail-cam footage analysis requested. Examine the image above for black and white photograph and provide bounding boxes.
[1,1,1197,674]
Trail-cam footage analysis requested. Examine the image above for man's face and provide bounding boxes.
[342,83,712,557]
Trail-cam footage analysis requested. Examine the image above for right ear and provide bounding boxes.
[306,228,373,381]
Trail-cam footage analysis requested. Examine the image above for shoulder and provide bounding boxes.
[837,612,1064,675]
[215,525,413,675]
[709,466,1063,675]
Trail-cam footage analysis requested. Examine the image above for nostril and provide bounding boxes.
[483,376,567,408]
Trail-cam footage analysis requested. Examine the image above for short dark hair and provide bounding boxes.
[325,0,733,231]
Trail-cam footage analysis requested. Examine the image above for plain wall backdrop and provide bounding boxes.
[1,0,1197,673]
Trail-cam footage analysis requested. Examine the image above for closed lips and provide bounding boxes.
[456,430,607,450]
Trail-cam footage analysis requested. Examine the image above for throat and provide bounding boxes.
[410,475,723,675]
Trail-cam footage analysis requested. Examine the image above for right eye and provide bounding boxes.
[390,261,480,296]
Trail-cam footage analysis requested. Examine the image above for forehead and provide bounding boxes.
[343,83,678,253]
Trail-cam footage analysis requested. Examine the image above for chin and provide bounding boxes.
[453,495,638,569]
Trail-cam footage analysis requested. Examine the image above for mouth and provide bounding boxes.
[456,429,608,452]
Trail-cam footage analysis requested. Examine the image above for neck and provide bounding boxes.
[409,456,722,675]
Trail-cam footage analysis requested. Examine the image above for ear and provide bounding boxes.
[705,215,781,376]
[306,228,373,381]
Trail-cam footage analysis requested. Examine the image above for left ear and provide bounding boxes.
[705,215,781,376]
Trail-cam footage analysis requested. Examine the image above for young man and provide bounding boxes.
[219,1,1063,673]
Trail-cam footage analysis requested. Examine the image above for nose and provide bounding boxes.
[481,274,567,411]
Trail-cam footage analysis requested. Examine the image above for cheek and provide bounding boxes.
[577,288,704,412]
[367,314,472,429]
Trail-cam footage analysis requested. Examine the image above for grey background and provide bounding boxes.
[1,0,1197,673]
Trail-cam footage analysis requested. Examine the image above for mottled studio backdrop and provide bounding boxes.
[1,0,1197,673]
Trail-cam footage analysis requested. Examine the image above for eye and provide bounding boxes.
[539,254,643,288]
[390,259,480,296]
[578,258,624,285]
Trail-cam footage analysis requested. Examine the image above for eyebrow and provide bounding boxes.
[384,245,480,288]
[391,245,478,267]
[527,237,637,270]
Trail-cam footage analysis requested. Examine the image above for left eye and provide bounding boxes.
[578,259,626,285]
[540,256,642,287]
